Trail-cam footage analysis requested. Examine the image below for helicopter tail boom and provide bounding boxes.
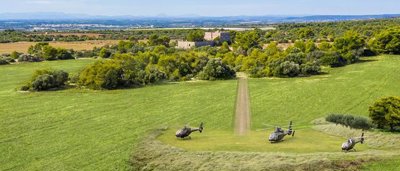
[360,133,365,144]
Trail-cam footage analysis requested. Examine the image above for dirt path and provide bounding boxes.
[234,73,250,135]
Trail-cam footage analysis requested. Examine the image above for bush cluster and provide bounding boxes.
[18,54,44,62]
[369,29,400,54]
[0,58,10,65]
[197,58,236,80]
[0,54,16,65]
[77,51,237,90]
[77,54,167,90]
[21,69,69,91]
[28,43,74,60]
[326,114,373,130]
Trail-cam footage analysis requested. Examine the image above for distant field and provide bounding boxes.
[0,40,120,53]
[30,32,104,38]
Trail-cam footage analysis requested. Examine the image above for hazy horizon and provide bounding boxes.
[1,0,400,17]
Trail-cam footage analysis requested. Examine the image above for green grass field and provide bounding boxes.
[1,55,400,170]
[158,129,355,153]
[159,55,400,151]
[0,60,237,170]
[249,56,400,128]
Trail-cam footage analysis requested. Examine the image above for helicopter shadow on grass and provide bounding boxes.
[268,136,297,144]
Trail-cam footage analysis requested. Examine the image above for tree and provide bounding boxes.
[56,48,74,60]
[42,45,58,60]
[10,51,20,59]
[99,47,112,58]
[28,42,49,55]
[369,29,400,54]
[186,30,205,42]
[197,58,236,80]
[148,34,170,47]
[233,30,261,52]
[218,42,230,54]
[118,40,134,53]
[333,31,365,64]
[27,43,72,60]
[369,96,400,131]
[297,28,315,39]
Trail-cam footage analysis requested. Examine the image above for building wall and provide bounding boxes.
[195,41,215,47]
[204,31,231,42]
[204,32,220,41]
[219,32,231,42]
[177,41,196,49]
[177,41,214,49]
[177,31,230,49]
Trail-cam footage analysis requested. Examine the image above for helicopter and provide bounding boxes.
[341,133,365,152]
[268,121,295,143]
[175,122,204,139]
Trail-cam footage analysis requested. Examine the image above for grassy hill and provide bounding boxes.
[1,55,400,170]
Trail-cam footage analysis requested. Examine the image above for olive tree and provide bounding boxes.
[369,96,400,131]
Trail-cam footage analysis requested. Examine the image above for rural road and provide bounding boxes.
[234,73,251,135]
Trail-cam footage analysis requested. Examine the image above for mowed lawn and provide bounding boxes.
[159,55,399,155]
[0,60,237,170]
[249,55,400,129]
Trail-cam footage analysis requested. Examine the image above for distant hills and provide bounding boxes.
[1,12,400,21]
[1,13,400,30]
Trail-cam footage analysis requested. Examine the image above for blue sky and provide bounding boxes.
[1,0,400,16]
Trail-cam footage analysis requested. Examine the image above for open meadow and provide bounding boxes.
[0,59,237,170]
[1,55,400,170]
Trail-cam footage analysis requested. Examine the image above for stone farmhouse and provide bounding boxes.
[177,31,231,49]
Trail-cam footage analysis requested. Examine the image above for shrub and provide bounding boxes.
[300,62,321,76]
[56,48,74,60]
[326,114,373,130]
[0,58,10,65]
[10,51,21,59]
[274,61,300,77]
[2,57,15,63]
[197,58,236,80]
[22,69,69,91]
[18,54,43,62]
[319,51,346,67]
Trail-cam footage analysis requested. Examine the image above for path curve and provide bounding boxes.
[234,73,250,135]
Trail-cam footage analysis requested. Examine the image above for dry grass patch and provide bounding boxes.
[0,40,120,53]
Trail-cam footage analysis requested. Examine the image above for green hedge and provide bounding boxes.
[326,114,373,130]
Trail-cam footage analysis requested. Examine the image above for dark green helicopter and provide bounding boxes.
[175,122,204,139]
[341,133,365,152]
[268,121,295,143]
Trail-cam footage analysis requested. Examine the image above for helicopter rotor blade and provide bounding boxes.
[262,123,276,127]
[256,128,270,131]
